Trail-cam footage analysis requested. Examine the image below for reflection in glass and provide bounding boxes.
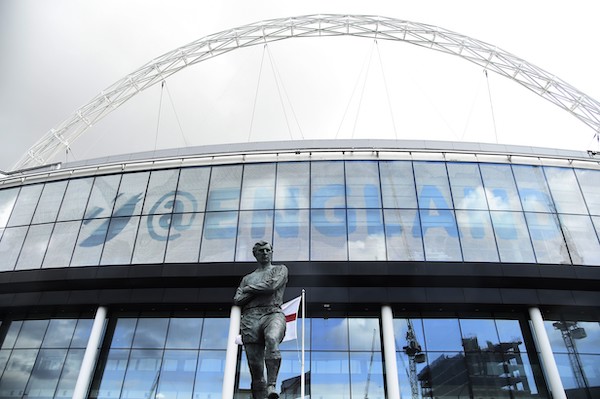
[113,172,150,217]
[142,169,180,215]
[43,221,80,268]
[525,212,570,264]
[420,209,462,261]
[54,349,86,399]
[311,208,348,261]
[120,349,163,398]
[200,318,230,350]
[513,165,553,213]
[164,213,203,263]
[91,348,129,399]
[57,178,94,221]
[348,209,386,261]
[24,348,68,399]
[447,163,488,210]
[131,215,168,264]
[414,162,453,209]
[194,350,226,398]
[349,319,381,351]
[575,168,600,215]
[419,351,470,399]
[345,161,381,209]
[311,351,350,399]
[236,210,274,262]
[558,214,600,265]
[0,226,28,271]
[111,319,137,349]
[7,184,43,227]
[176,167,210,213]
[380,161,417,209]
[71,218,109,266]
[165,318,203,349]
[1,321,23,350]
[132,319,169,349]
[200,211,237,262]
[84,175,121,219]
[206,165,242,212]
[240,163,276,210]
[456,210,499,262]
[423,319,463,352]
[0,188,19,228]
[157,349,198,399]
[275,162,310,210]
[350,351,385,399]
[384,209,424,261]
[32,180,68,224]
[480,164,522,211]
[0,349,38,397]
[490,211,535,263]
[100,216,140,265]
[15,224,54,270]
[311,318,348,351]
[544,167,587,214]
[42,319,77,348]
[273,209,309,262]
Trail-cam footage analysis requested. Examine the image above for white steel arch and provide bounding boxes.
[14,14,600,170]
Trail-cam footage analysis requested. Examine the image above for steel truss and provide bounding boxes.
[13,14,600,170]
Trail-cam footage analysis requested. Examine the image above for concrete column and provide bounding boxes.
[222,305,241,399]
[72,305,108,399]
[528,307,567,399]
[381,305,401,399]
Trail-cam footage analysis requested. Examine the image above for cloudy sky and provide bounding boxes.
[1,0,599,171]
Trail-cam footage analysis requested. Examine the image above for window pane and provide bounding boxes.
[420,209,462,261]
[90,348,129,399]
[57,178,94,221]
[311,209,347,261]
[43,221,80,268]
[384,209,424,261]
[111,319,137,349]
[423,319,463,352]
[345,161,381,209]
[194,350,226,398]
[459,319,499,350]
[70,319,94,348]
[132,318,169,349]
[240,163,276,210]
[456,210,499,262]
[14,320,49,348]
[559,214,600,265]
[273,209,309,262]
[0,188,19,228]
[312,318,348,351]
[414,162,453,209]
[176,167,210,213]
[0,226,28,271]
[480,164,522,211]
[525,212,570,264]
[71,218,109,266]
[348,209,386,261]
[490,211,535,263]
[495,319,527,353]
[32,180,67,224]
[25,348,68,398]
[120,349,163,397]
[349,318,381,351]
[422,351,470,398]
[41,319,77,348]
[236,210,274,262]
[544,167,587,214]
[158,349,198,399]
[200,211,237,262]
[100,216,140,265]
[311,161,345,210]
[54,348,86,399]
[380,161,417,208]
[131,215,167,264]
[580,354,600,390]
[165,318,203,349]
[447,163,488,210]
[113,172,150,217]
[310,351,350,399]
[15,224,54,270]
[2,320,23,349]
[165,213,203,263]
[350,351,385,398]
[0,349,38,397]
[200,318,230,350]
[576,168,600,215]
[84,175,121,219]
[7,184,43,226]
[275,162,310,209]
[206,165,242,211]
[142,169,180,215]
[513,165,553,213]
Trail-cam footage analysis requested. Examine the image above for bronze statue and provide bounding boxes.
[234,241,288,399]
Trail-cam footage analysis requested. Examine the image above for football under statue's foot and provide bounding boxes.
[266,385,279,399]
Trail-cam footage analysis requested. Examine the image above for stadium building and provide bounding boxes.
[0,15,599,399]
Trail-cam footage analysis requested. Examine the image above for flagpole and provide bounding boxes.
[300,288,306,399]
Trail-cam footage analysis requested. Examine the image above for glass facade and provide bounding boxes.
[0,160,599,270]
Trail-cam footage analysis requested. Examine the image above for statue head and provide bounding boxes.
[252,240,273,265]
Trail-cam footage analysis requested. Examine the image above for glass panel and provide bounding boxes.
[384,209,424,261]
[236,210,274,262]
[91,348,129,399]
[459,319,500,350]
[200,318,230,350]
[120,349,163,398]
[379,161,417,208]
[513,165,554,213]
[42,221,80,268]
[456,210,499,262]
[57,177,94,221]
[54,348,85,399]
[31,180,67,224]
[240,163,276,210]
[15,224,54,270]
[345,161,381,209]
[495,319,527,353]
[7,184,43,226]
[131,215,168,264]
[275,162,310,209]
[348,209,386,261]
[71,218,109,266]
[112,172,150,217]
[310,351,350,399]
[414,162,453,209]
[422,351,470,399]
[132,318,169,349]
[14,320,49,349]
[575,168,600,215]
[525,212,570,264]
[312,318,348,351]
[84,175,121,219]
[447,163,488,210]
[41,319,77,348]
[580,354,600,391]
[71,319,94,348]
[311,161,345,209]
[176,167,210,213]
[0,349,38,397]
[24,348,67,398]
[1,321,23,350]
[396,350,428,399]
[206,165,242,212]
[544,167,587,214]
[420,209,462,261]
[423,319,463,352]
[142,169,180,215]
[194,350,226,398]
[348,318,381,351]
[111,319,137,349]
[350,351,385,399]
[157,349,198,399]
[200,211,237,262]
[0,226,28,271]
[570,321,600,354]
[554,353,585,390]
[0,188,19,228]
[100,216,140,265]
[558,214,600,265]
[165,318,203,349]
[490,211,536,263]
[311,208,348,261]
[273,209,309,262]
[480,164,522,211]
[164,213,203,263]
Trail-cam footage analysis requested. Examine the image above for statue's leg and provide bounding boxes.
[245,343,266,399]
[264,313,286,399]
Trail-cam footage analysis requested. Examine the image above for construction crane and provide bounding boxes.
[403,319,426,398]
[552,321,587,388]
